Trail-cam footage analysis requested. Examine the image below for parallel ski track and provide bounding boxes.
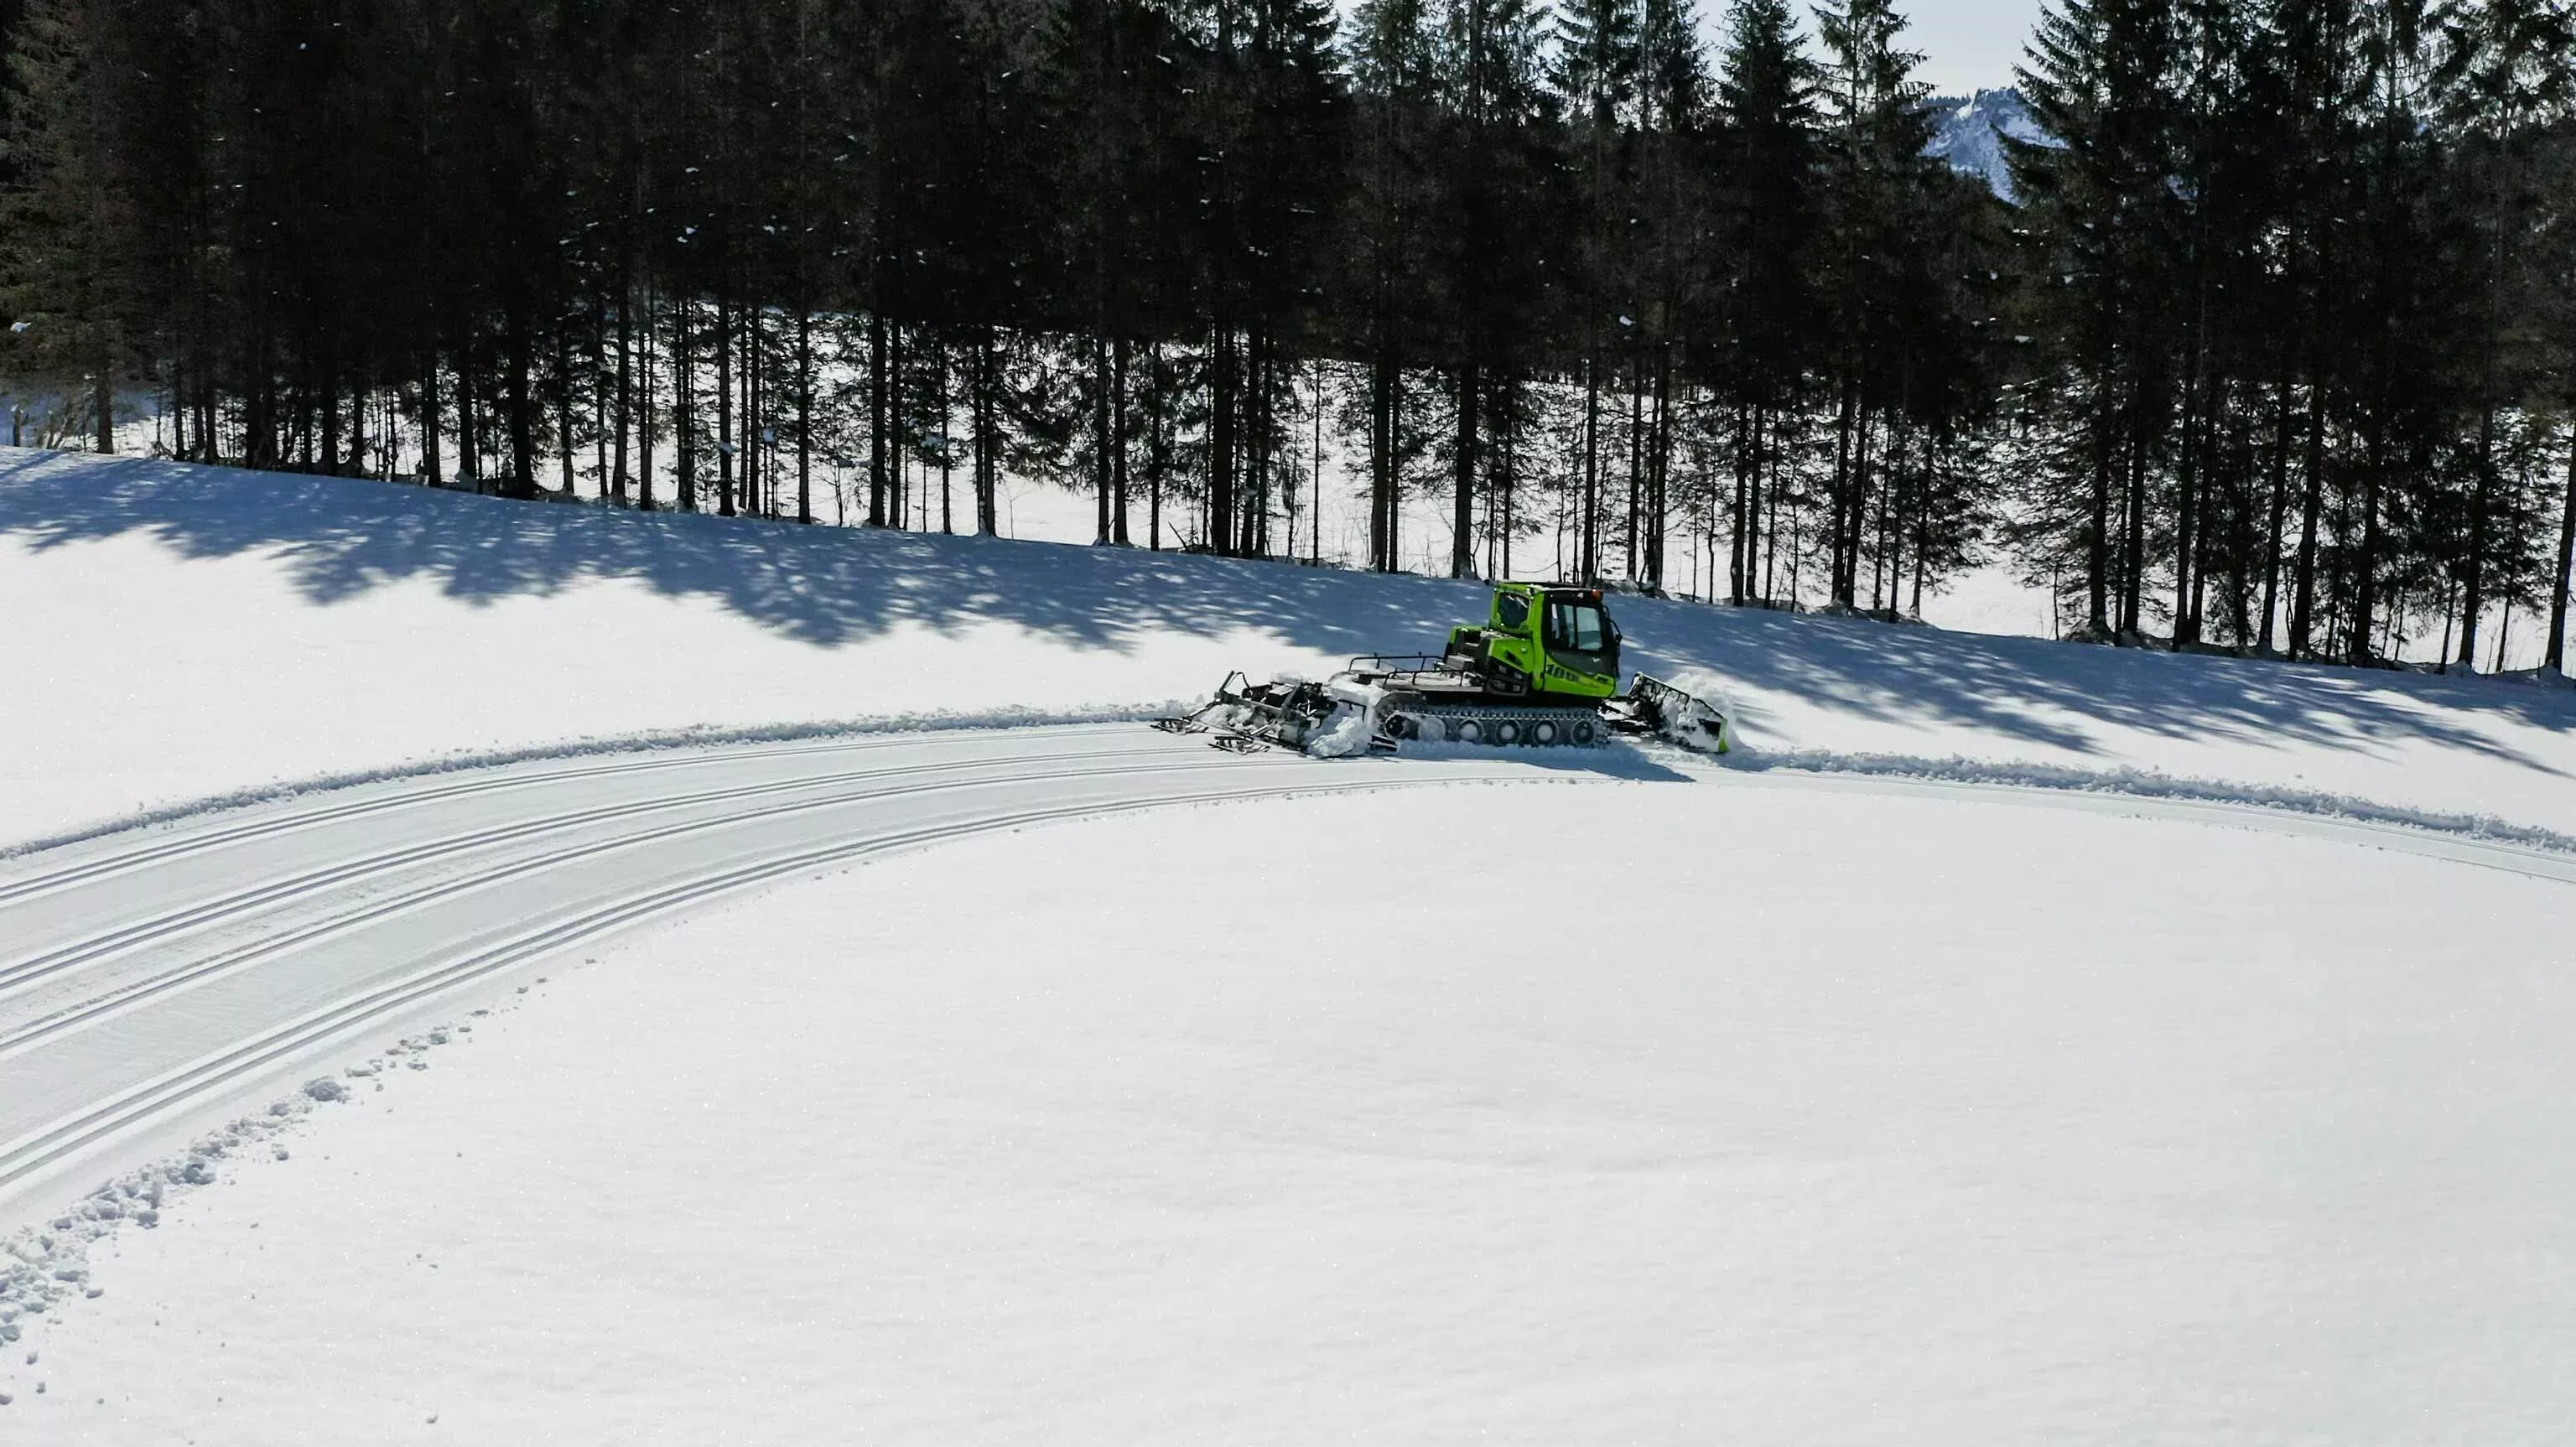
[0,739,1187,1004]
[0,774,1443,1195]
[0,725,1139,909]
[9,722,2576,1215]
[0,751,1257,1062]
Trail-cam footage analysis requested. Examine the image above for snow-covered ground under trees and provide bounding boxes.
[6,445,2576,1442]
[9,446,2576,841]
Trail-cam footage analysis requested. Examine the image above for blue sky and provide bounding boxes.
[1904,0,2046,96]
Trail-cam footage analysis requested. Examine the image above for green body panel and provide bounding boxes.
[1442,583,1621,703]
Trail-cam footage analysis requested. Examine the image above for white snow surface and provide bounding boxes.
[9,446,2576,1439]
[13,783,2576,1443]
[9,446,2576,843]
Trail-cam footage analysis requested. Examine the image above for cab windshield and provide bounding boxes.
[1545,600,1608,653]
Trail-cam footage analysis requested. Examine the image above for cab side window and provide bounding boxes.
[1545,601,1607,652]
[1566,604,1605,651]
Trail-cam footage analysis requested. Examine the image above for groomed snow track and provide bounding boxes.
[0,725,1546,1219]
[6,721,2576,1227]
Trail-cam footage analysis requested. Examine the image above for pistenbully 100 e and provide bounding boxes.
[1158,583,1728,755]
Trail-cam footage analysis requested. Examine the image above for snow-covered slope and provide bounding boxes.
[21,785,2576,1444]
[8,445,2576,840]
[1927,88,2049,200]
[11,445,2576,1441]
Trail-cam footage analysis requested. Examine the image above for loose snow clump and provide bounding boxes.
[0,1018,475,1333]
[1304,702,1378,759]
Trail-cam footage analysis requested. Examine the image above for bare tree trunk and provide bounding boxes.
[1831,376,1856,602]
[1210,326,1237,556]
[2086,386,2113,635]
[890,322,906,527]
[2259,373,2292,650]
[716,292,735,516]
[746,302,764,516]
[639,281,658,511]
[350,377,368,478]
[677,298,698,512]
[937,337,953,534]
[2349,390,2388,664]
[1369,346,1397,570]
[1452,360,1479,579]
[2547,424,2576,672]
[614,236,634,503]
[796,304,812,525]
[2173,372,2205,647]
[461,342,485,492]
[868,307,888,526]
[1094,331,1113,544]
[592,293,610,495]
[1149,342,1166,550]
[2288,376,2327,657]
[1730,400,1749,604]
[556,327,576,495]
[1625,362,1643,578]
[91,335,113,454]
[1112,335,1131,544]
[1580,350,1602,580]
[422,355,443,485]
[974,325,999,536]
[2461,404,2496,666]
[1647,353,1672,589]
[320,364,342,477]
[501,288,539,500]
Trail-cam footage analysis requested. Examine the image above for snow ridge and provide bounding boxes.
[1728,746,2576,858]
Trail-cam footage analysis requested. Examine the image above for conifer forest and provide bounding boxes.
[5,0,2576,667]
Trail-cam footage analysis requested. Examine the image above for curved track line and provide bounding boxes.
[0,725,1141,906]
[0,753,1261,1061]
[9,721,2574,1225]
[0,775,1446,1195]
[1722,746,2576,856]
[1722,763,2576,885]
[0,741,1192,999]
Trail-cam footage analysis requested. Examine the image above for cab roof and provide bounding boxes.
[1496,582,1607,604]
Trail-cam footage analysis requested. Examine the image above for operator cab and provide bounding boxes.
[1539,589,1619,679]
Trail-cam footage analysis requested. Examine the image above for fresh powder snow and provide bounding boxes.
[10,786,2575,1443]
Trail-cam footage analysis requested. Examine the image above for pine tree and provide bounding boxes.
[1432,0,1555,578]
[0,0,131,450]
[1714,0,1817,603]
[2430,0,2573,665]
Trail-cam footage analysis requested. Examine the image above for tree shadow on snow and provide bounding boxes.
[4,449,2570,770]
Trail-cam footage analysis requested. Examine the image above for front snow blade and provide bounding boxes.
[1612,673,1731,754]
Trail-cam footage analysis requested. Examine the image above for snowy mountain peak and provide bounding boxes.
[1924,88,2049,203]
